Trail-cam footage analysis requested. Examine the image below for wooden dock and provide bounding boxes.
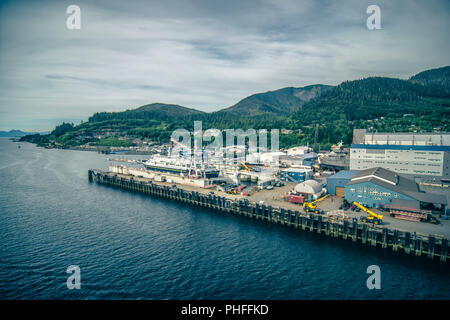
[89,170,449,263]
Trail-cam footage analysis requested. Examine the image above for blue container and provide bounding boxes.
[280,169,310,183]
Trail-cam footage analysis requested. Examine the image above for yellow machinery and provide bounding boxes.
[303,195,329,214]
[353,201,383,225]
[239,161,252,172]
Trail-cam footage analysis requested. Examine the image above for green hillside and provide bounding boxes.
[289,75,450,147]
[217,85,331,115]
[90,103,205,122]
[409,66,450,96]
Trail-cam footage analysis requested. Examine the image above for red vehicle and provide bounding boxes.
[285,194,305,204]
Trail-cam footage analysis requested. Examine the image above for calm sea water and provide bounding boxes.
[0,138,449,299]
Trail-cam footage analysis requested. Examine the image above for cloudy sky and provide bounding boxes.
[0,0,449,131]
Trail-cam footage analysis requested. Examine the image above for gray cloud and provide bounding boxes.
[0,0,449,131]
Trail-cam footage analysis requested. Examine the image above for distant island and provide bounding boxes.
[0,130,44,138]
[21,65,450,151]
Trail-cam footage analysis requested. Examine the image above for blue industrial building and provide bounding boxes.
[344,167,447,212]
[280,168,313,183]
[326,170,358,195]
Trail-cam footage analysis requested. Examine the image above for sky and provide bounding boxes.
[0,0,449,131]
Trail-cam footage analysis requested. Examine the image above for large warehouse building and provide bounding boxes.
[326,170,358,196]
[344,167,447,213]
[350,130,450,183]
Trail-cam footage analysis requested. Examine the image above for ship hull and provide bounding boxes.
[144,164,220,178]
[144,165,189,175]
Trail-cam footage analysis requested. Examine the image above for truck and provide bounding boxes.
[227,185,244,194]
[302,195,329,214]
[353,201,383,225]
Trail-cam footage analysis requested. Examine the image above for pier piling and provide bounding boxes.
[428,235,435,259]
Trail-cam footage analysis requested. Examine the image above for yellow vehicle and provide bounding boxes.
[303,195,329,214]
[353,201,383,225]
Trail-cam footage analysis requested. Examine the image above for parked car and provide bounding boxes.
[275,182,284,187]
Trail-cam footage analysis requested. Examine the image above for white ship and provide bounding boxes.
[142,155,220,179]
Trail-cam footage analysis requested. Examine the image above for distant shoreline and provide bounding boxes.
[7,139,154,155]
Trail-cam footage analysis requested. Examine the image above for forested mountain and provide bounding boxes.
[89,103,205,122]
[293,77,448,123]
[288,75,450,147]
[217,85,331,115]
[21,66,450,150]
[409,66,450,96]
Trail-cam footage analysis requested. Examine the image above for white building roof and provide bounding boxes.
[294,179,322,194]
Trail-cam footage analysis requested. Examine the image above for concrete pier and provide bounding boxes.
[88,170,449,263]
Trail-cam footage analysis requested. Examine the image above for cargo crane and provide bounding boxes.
[239,161,252,172]
[353,201,383,225]
[303,194,329,214]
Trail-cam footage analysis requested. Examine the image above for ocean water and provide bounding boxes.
[0,138,449,299]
